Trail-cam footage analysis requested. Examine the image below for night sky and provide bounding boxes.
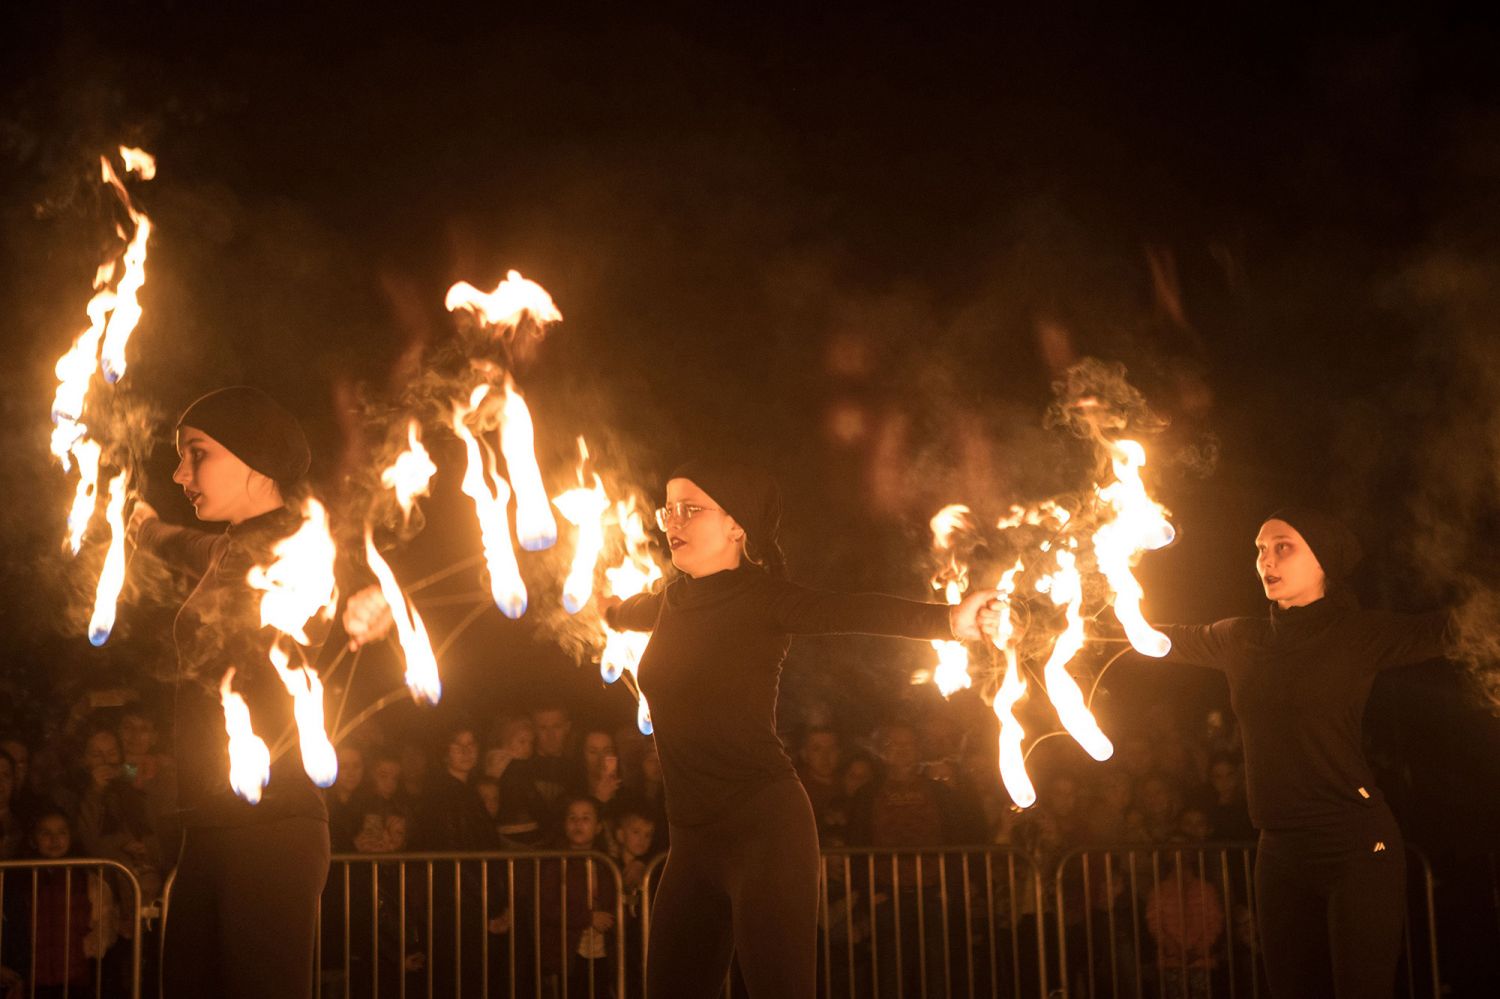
[2,2,1497,876]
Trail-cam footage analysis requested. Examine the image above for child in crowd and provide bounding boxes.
[539,797,618,997]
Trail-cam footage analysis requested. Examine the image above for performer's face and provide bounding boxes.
[173,426,280,524]
[662,478,742,578]
[1254,519,1327,609]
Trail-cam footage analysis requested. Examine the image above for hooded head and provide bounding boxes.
[173,386,309,523]
[1256,506,1361,608]
[662,458,785,578]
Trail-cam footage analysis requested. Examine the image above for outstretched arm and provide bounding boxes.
[1156,621,1244,671]
[1363,609,1453,671]
[602,591,664,632]
[129,500,219,578]
[766,580,996,641]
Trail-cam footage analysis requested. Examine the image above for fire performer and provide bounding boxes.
[126,386,387,999]
[600,460,998,998]
[1157,507,1452,999]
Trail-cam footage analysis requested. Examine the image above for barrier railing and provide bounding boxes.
[0,858,146,999]
[310,850,627,999]
[1049,842,1442,999]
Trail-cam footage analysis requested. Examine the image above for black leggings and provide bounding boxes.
[1254,807,1407,999]
[647,778,820,998]
[162,817,331,999]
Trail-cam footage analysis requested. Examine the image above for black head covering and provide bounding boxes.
[177,386,311,487]
[1263,506,1362,582]
[669,459,785,576]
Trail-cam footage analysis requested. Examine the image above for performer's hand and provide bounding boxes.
[595,593,622,619]
[950,588,1001,641]
[343,585,395,652]
[126,499,158,545]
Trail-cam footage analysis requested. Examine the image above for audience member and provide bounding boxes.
[1204,755,1255,841]
[795,727,848,845]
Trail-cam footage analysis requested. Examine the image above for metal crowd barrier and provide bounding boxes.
[0,858,146,999]
[1049,842,1442,999]
[312,850,626,999]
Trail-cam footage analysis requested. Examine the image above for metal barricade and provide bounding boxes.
[639,846,1047,999]
[1049,842,1443,999]
[311,850,627,999]
[0,858,146,999]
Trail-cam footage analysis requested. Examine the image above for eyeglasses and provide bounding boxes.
[654,501,723,532]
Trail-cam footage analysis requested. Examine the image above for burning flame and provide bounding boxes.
[444,270,562,333]
[452,386,527,618]
[220,668,270,805]
[365,529,442,705]
[554,438,610,614]
[1034,548,1113,762]
[87,472,129,646]
[600,499,662,732]
[989,560,1035,807]
[1092,439,1174,658]
[64,439,103,555]
[928,504,972,696]
[380,420,437,524]
[498,378,557,551]
[269,641,338,788]
[930,580,972,697]
[97,154,153,385]
[246,499,340,644]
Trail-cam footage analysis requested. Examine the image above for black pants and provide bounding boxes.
[647,777,820,998]
[1254,807,1407,999]
[162,817,330,999]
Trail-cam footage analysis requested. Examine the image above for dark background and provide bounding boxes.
[1,3,1497,971]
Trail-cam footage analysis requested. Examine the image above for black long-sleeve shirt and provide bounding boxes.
[605,566,953,827]
[1160,595,1450,831]
[137,510,327,828]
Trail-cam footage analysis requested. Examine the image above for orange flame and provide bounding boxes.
[553,438,610,614]
[989,560,1035,807]
[381,420,437,524]
[930,579,972,697]
[1092,439,1174,658]
[600,499,662,732]
[269,641,338,788]
[87,471,129,646]
[364,528,442,705]
[444,270,562,333]
[498,378,557,551]
[64,439,103,555]
[246,499,340,644]
[219,668,270,804]
[1035,548,1113,762]
[452,386,527,618]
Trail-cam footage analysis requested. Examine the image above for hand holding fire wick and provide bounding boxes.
[343,585,395,652]
[950,588,1002,641]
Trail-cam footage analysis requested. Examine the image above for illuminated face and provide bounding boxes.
[532,709,571,757]
[662,478,742,578]
[564,800,601,848]
[335,746,365,790]
[119,715,156,757]
[371,760,400,798]
[800,732,840,781]
[445,730,479,777]
[582,732,615,778]
[616,815,655,858]
[34,815,71,860]
[877,726,920,780]
[1255,520,1327,609]
[173,427,281,524]
[503,720,536,759]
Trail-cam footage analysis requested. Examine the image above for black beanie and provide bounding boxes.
[1264,506,1362,582]
[669,459,785,575]
[177,386,311,486]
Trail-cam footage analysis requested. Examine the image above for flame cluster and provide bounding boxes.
[49,147,156,647]
[927,437,1175,807]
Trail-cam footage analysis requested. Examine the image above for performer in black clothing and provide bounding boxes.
[602,460,998,998]
[1159,507,1451,999]
[129,387,390,999]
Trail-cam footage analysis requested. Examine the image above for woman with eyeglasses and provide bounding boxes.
[601,459,998,998]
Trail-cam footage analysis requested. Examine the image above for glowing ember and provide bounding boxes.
[989,560,1035,807]
[452,386,527,618]
[380,420,437,524]
[365,529,442,705]
[64,438,103,555]
[269,641,338,788]
[246,499,340,644]
[444,270,562,333]
[498,378,557,551]
[220,668,270,805]
[1035,548,1113,762]
[87,471,129,646]
[1092,439,1174,658]
[553,439,610,614]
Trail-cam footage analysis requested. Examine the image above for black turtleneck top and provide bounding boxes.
[138,509,328,828]
[605,566,954,827]
[1160,596,1451,831]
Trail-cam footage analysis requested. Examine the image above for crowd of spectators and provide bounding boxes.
[0,679,1262,996]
